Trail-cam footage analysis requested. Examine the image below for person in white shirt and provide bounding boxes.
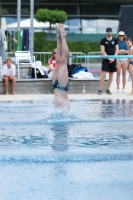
[2,58,16,95]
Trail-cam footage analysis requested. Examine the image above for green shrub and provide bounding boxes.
[34,32,100,54]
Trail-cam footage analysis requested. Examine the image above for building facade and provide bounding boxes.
[0,0,133,34]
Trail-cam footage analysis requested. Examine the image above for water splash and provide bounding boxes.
[43,111,86,124]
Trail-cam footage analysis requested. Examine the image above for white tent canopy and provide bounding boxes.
[1,17,7,30]
[6,18,68,31]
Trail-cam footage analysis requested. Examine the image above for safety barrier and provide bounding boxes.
[86,52,102,72]
[34,52,87,66]
[73,55,133,58]
[72,53,133,78]
[74,53,133,68]
[6,51,133,67]
[6,52,87,66]
[6,52,15,62]
[6,52,52,66]
[34,52,52,66]
[68,52,87,65]
[88,51,102,62]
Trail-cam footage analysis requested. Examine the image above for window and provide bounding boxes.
[64,18,81,33]
[2,6,16,14]
[21,7,30,15]
[65,18,80,26]
[81,18,119,33]
[5,17,17,24]
[82,19,97,33]
[97,19,119,33]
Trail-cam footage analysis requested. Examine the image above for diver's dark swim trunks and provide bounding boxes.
[53,80,69,91]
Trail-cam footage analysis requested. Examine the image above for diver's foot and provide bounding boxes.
[5,92,9,95]
[55,23,60,37]
[12,92,16,95]
[59,23,66,37]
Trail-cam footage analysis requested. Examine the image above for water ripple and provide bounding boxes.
[0,153,133,163]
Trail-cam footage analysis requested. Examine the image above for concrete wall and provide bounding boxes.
[0,78,108,95]
[0,64,108,94]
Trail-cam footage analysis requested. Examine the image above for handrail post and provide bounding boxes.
[30,0,34,62]
[69,53,72,65]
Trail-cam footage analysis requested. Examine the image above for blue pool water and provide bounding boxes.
[0,99,133,200]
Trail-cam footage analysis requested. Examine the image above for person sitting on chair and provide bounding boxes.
[48,48,57,79]
[48,48,57,71]
[2,58,16,95]
[52,23,70,111]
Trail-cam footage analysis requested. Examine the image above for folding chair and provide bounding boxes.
[15,51,36,79]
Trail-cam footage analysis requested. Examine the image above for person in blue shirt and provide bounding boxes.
[125,37,133,96]
[116,31,129,93]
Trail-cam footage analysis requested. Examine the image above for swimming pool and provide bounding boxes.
[0,99,133,200]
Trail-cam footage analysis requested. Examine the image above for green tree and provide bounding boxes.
[34,8,67,33]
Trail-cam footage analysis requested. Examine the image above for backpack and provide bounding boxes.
[31,67,48,78]
[67,64,88,77]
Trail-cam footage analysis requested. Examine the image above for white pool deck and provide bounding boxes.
[0,81,133,101]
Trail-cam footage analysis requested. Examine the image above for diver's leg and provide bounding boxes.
[58,24,69,87]
[128,64,133,95]
[116,60,121,90]
[52,24,61,84]
[121,60,127,90]
[59,24,69,59]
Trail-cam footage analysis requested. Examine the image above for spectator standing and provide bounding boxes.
[98,27,118,95]
[116,31,129,93]
[125,37,133,95]
[2,58,16,95]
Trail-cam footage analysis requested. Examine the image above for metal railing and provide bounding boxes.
[6,52,15,62]
[87,51,102,63]
[86,51,101,70]
[6,51,87,67]
[34,52,52,66]
[68,52,87,65]
[34,52,88,66]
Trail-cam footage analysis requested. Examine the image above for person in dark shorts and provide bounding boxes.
[98,27,118,95]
